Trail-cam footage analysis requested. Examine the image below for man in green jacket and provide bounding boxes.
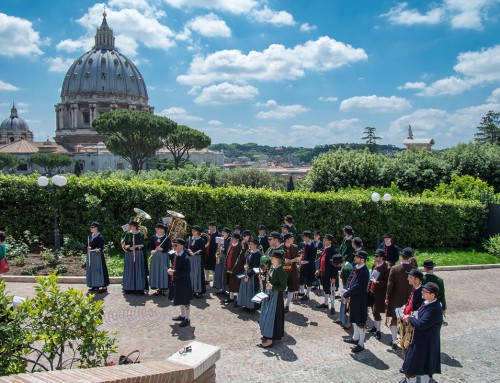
[339,225,354,263]
[422,260,446,312]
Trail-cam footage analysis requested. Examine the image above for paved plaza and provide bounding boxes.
[5,268,500,383]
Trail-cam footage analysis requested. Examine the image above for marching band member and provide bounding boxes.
[339,225,355,264]
[284,215,296,235]
[402,269,425,317]
[168,238,192,327]
[334,254,353,329]
[315,233,338,314]
[203,222,220,285]
[422,260,446,313]
[122,221,146,294]
[241,230,251,251]
[149,223,172,296]
[280,224,291,237]
[233,225,242,236]
[257,224,270,253]
[237,237,262,310]
[351,237,363,262]
[367,248,389,340]
[189,225,206,298]
[298,231,316,301]
[378,233,400,266]
[258,249,287,348]
[282,233,300,313]
[214,227,231,295]
[342,250,370,353]
[313,231,323,288]
[224,233,243,305]
[262,231,283,269]
[86,222,109,293]
[386,247,416,350]
[400,282,443,383]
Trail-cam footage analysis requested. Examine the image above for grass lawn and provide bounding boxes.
[105,248,499,276]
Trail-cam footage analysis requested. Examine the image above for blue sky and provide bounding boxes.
[1,0,499,149]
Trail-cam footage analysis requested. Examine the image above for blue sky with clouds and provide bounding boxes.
[1,0,499,148]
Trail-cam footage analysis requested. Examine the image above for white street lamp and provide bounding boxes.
[371,192,392,247]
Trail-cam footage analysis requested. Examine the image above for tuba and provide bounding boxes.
[163,210,187,241]
[134,208,151,238]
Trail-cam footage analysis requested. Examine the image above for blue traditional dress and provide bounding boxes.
[189,236,206,294]
[149,234,172,290]
[343,263,370,325]
[214,235,230,291]
[171,249,192,306]
[237,249,262,309]
[86,231,109,288]
[122,231,146,293]
[259,265,287,340]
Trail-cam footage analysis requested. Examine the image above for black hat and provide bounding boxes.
[407,268,424,280]
[222,227,231,234]
[233,225,241,230]
[301,230,313,238]
[382,233,393,239]
[242,230,251,237]
[250,237,260,245]
[343,225,353,234]
[324,233,334,241]
[402,247,414,258]
[354,250,368,260]
[191,225,201,233]
[352,237,363,247]
[269,231,281,239]
[174,238,186,246]
[155,223,166,230]
[314,230,321,236]
[208,221,217,227]
[422,282,440,296]
[270,249,285,260]
[283,232,294,240]
[232,233,241,240]
[423,259,436,269]
[90,222,101,229]
[331,254,343,263]
[281,224,290,230]
[284,215,293,222]
[129,220,139,228]
[258,224,266,230]
[374,248,386,258]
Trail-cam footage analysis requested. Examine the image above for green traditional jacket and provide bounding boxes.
[340,262,353,286]
[423,273,447,311]
[339,236,354,263]
[123,231,145,248]
[269,265,288,292]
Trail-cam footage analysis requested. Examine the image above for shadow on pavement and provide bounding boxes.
[258,335,298,362]
[170,324,196,341]
[123,292,148,306]
[285,311,309,327]
[441,352,463,368]
[350,348,390,370]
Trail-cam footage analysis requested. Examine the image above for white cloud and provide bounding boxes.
[177,36,367,86]
[56,38,91,54]
[194,82,259,105]
[487,88,500,103]
[397,81,426,90]
[15,102,29,114]
[340,95,412,113]
[289,118,361,145]
[176,26,192,42]
[109,0,155,13]
[415,45,500,96]
[158,107,204,122]
[327,118,361,130]
[390,109,448,137]
[300,23,317,32]
[256,102,309,120]
[0,13,44,57]
[0,80,20,91]
[208,120,222,126]
[251,7,295,26]
[445,0,491,30]
[187,13,231,38]
[256,99,278,107]
[163,0,258,14]
[47,57,75,73]
[319,96,338,102]
[381,3,443,25]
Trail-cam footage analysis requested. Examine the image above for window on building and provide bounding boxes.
[9,137,15,143]
[116,162,124,170]
[17,163,28,171]
[82,110,90,125]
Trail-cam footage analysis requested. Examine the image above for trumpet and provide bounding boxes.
[216,251,221,264]
[314,249,323,263]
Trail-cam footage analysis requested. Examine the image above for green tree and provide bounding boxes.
[474,110,500,145]
[163,125,211,169]
[0,274,117,375]
[92,110,177,171]
[361,126,381,153]
[287,175,295,191]
[73,160,82,176]
[0,153,20,173]
[30,153,74,176]
[422,174,494,200]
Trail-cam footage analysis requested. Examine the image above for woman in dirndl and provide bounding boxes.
[122,221,146,294]
[149,223,172,296]
[258,249,288,348]
[214,227,231,293]
[237,237,262,310]
[86,222,109,293]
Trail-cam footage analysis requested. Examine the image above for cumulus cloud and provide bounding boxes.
[340,95,412,113]
[56,38,91,54]
[0,80,20,91]
[381,3,443,25]
[250,7,295,26]
[47,57,75,73]
[194,82,259,105]
[397,81,427,90]
[487,88,500,103]
[158,107,204,122]
[256,102,309,120]
[319,96,339,102]
[413,45,500,96]
[208,120,222,126]
[177,36,367,86]
[163,0,258,14]
[300,23,317,32]
[187,13,231,38]
[288,118,361,145]
[0,13,44,57]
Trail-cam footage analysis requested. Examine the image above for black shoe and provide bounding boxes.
[300,296,309,301]
[376,331,381,340]
[343,338,358,345]
[205,281,210,285]
[234,301,239,308]
[258,342,273,349]
[368,326,377,333]
[172,315,185,321]
[330,307,336,315]
[316,303,328,309]
[399,368,404,374]
[284,306,289,313]
[297,292,305,296]
[179,318,190,327]
[351,345,365,353]
[223,298,235,303]
[215,290,226,295]
[391,342,398,351]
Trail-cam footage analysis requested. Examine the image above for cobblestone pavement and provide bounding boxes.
[5,268,500,383]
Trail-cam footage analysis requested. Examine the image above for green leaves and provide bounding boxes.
[29,153,74,177]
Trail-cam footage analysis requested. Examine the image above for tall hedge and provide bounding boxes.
[0,175,487,250]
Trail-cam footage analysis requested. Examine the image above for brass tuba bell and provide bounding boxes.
[133,207,151,238]
[163,210,187,241]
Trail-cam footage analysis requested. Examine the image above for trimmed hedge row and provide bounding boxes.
[0,174,487,250]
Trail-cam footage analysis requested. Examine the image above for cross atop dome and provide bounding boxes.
[93,7,115,50]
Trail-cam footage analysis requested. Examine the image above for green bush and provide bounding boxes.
[55,264,68,274]
[39,248,60,268]
[20,266,40,276]
[484,234,500,257]
[12,255,26,267]
[0,174,487,250]
[4,238,29,258]
[423,174,494,200]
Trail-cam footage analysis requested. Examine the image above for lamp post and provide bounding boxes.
[37,175,67,251]
[371,192,392,248]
